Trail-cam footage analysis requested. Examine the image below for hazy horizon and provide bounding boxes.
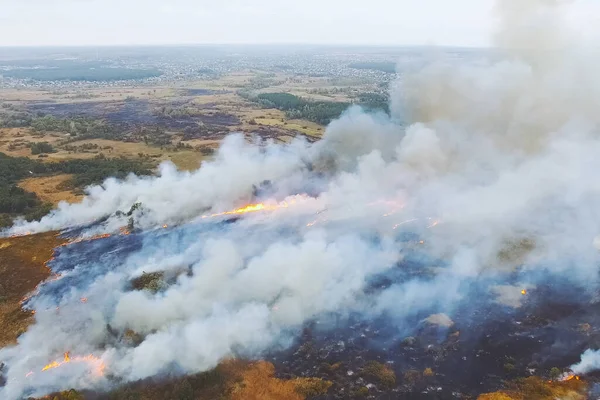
[0,43,489,49]
[0,0,597,48]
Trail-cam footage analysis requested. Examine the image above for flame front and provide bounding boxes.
[561,374,580,381]
[202,203,275,218]
[61,233,112,247]
[201,196,308,219]
[40,352,105,376]
[9,231,32,238]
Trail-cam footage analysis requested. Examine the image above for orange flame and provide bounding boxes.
[521,289,527,295]
[163,224,168,228]
[41,352,105,376]
[561,374,580,381]
[47,273,63,283]
[80,297,88,303]
[9,231,32,238]
[61,233,112,247]
[202,203,272,218]
[427,218,442,228]
[202,200,296,219]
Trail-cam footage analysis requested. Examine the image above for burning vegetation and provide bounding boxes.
[200,194,311,219]
[36,352,105,376]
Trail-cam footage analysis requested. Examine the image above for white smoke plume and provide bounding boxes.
[2,0,600,397]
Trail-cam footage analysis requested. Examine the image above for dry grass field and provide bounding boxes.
[18,174,82,206]
[0,232,68,347]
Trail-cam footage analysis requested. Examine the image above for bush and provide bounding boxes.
[46,389,84,400]
[0,185,40,214]
[362,361,396,388]
[353,386,369,397]
[294,378,332,397]
[130,272,165,293]
[504,363,516,373]
[549,367,561,380]
[30,142,55,155]
[199,146,215,156]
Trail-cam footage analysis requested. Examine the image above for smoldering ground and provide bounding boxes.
[3,0,600,398]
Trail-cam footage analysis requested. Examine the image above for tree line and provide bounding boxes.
[255,93,350,125]
[0,152,153,227]
[241,92,390,126]
[3,67,162,82]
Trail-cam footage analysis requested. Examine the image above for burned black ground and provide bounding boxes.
[5,222,600,399]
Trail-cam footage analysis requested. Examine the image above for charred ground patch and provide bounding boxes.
[5,227,600,400]
[28,100,241,134]
[264,273,600,399]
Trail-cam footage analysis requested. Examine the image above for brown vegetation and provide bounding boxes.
[362,361,396,388]
[477,376,587,400]
[42,360,331,400]
[0,232,67,346]
[228,360,332,400]
[130,272,165,293]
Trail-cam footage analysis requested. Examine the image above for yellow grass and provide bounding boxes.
[0,86,176,103]
[255,117,323,138]
[166,151,205,171]
[204,72,258,89]
[236,108,324,138]
[192,92,239,105]
[477,377,587,400]
[0,128,67,157]
[18,174,82,206]
[277,135,295,143]
[54,139,207,171]
[227,360,331,400]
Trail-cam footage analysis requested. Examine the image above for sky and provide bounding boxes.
[0,0,598,47]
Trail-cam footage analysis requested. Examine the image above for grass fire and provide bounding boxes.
[1,0,600,399]
[38,352,105,376]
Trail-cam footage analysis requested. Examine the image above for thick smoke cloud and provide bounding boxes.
[8,134,313,235]
[2,0,600,397]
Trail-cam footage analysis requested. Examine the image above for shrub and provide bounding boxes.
[363,361,396,388]
[30,141,55,155]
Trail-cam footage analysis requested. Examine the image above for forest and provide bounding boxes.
[348,61,397,74]
[2,67,162,82]
[254,92,389,125]
[255,93,350,125]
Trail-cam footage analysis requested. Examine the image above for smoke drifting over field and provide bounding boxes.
[3,0,600,398]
